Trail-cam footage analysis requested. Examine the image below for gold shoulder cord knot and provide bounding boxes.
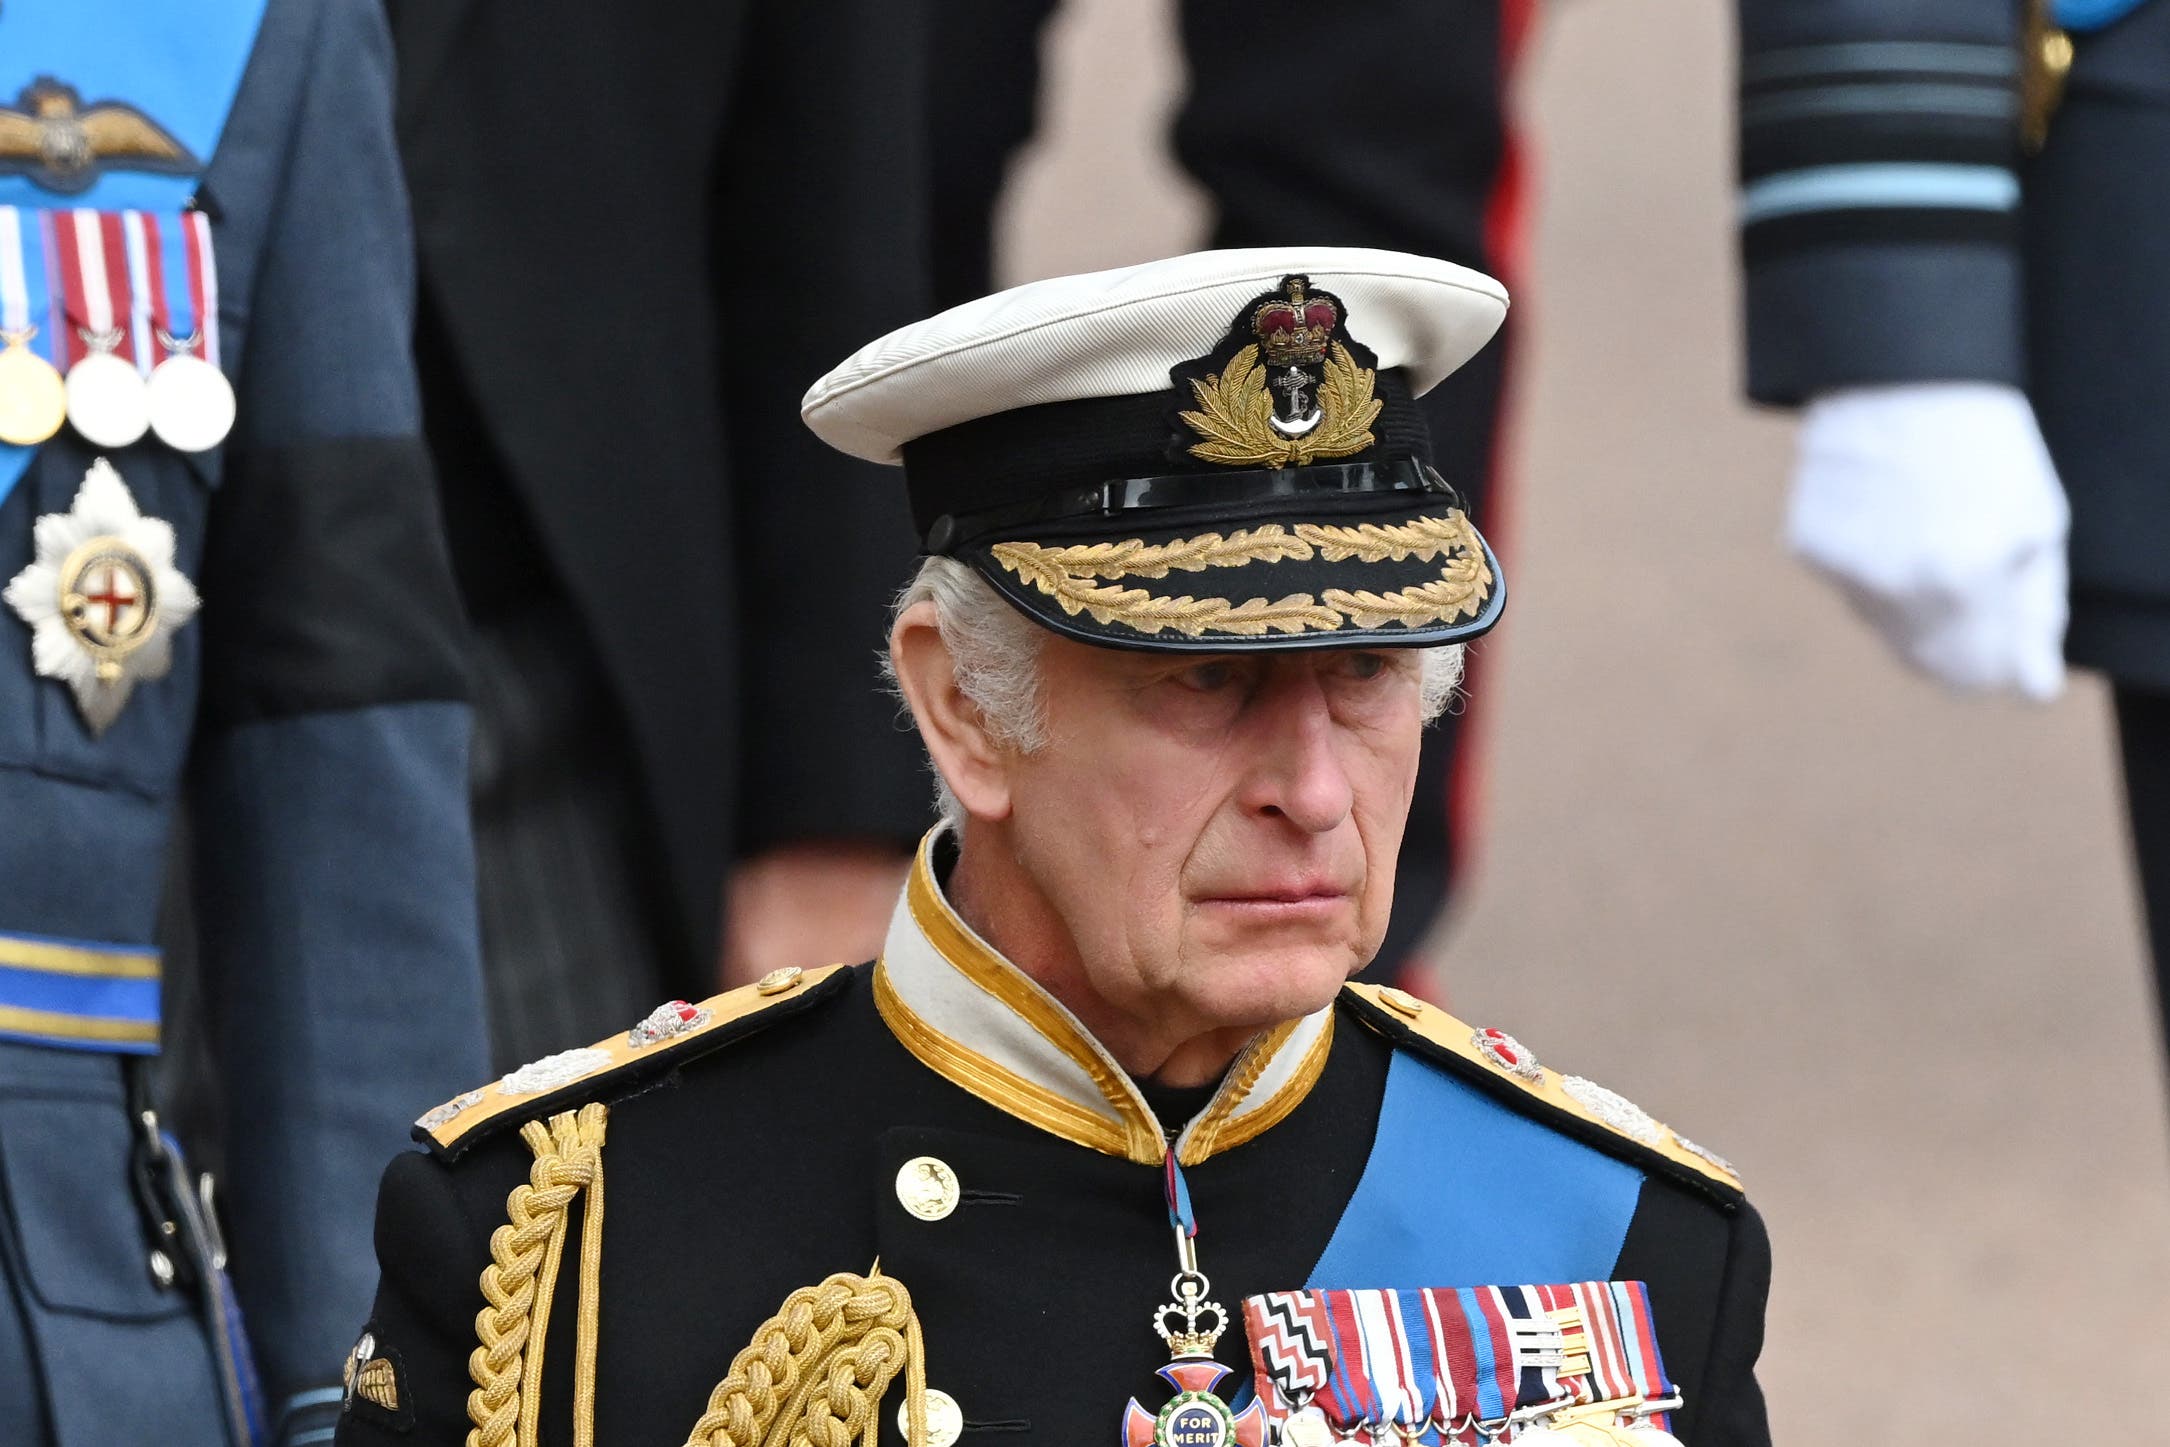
[681,1271,929,1447]
[467,1103,611,1447]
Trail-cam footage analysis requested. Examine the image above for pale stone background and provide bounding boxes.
[998,1,2170,1441]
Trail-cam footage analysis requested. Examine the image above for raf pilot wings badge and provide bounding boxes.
[0,76,196,194]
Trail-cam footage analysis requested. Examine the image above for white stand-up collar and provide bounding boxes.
[873,826,1336,1166]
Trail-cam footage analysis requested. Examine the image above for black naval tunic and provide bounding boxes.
[338,849,1770,1447]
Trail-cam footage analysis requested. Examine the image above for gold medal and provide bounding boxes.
[0,330,67,446]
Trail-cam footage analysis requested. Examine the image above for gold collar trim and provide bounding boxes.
[874,827,1335,1166]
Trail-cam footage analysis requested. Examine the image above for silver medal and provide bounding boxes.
[146,351,235,453]
[65,348,150,448]
[1277,1408,1334,1447]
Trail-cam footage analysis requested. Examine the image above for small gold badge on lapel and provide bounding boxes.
[4,457,200,733]
[0,77,197,194]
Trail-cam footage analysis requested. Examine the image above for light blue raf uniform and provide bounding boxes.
[0,2,488,1444]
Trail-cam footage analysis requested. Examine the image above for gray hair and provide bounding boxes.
[885,556,1465,826]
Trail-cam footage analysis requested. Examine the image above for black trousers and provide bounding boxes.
[928,0,1522,977]
[2117,686,2170,1054]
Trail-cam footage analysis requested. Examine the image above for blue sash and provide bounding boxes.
[1304,1050,1645,1290]
[1229,1050,1647,1414]
[2056,0,2153,30]
[0,0,267,506]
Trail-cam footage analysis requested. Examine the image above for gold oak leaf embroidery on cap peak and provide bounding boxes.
[989,511,1491,638]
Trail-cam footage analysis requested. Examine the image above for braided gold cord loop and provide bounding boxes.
[681,1272,928,1447]
[466,1103,610,1447]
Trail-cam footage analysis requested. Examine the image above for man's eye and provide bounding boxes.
[1343,652,1390,680]
[1179,661,1237,691]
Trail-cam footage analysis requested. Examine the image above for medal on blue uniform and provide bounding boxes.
[144,208,231,453]
[1122,1153,1270,1447]
[55,206,151,447]
[0,205,65,445]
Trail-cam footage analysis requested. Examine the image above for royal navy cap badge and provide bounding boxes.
[4,457,199,733]
[1176,275,1383,469]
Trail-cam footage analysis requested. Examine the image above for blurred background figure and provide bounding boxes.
[387,0,934,1067]
[1732,0,2170,1076]
[928,0,1535,986]
[0,2,487,1444]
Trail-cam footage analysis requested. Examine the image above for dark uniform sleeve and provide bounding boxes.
[185,0,489,1438]
[1735,0,2026,403]
[1692,1197,1773,1446]
[714,0,934,856]
[336,1150,498,1447]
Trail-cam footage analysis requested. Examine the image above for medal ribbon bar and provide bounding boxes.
[0,206,226,404]
[1241,1282,1675,1444]
[0,207,51,355]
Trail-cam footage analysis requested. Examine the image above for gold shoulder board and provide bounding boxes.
[1342,981,1743,1195]
[416,964,851,1159]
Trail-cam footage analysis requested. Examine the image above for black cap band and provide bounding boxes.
[924,459,1460,554]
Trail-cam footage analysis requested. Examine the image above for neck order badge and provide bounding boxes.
[1122,1153,1270,1447]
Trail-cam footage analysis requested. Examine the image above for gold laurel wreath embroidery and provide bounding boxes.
[1179,341,1383,467]
[989,511,1491,637]
[1305,514,1495,627]
[1007,524,1312,581]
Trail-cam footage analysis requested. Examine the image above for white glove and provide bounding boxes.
[1787,381,2070,701]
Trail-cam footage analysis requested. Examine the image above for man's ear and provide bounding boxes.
[889,600,1014,822]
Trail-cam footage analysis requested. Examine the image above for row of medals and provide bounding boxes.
[0,325,234,453]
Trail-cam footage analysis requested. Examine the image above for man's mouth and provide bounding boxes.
[1194,880,1353,915]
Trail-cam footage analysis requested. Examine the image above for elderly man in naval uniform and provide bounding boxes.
[338,249,1770,1447]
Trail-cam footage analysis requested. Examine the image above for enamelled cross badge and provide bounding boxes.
[4,457,198,732]
[1125,1154,1268,1447]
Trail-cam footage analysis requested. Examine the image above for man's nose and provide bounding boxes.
[1239,671,1354,833]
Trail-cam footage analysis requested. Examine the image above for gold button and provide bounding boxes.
[1379,986,1424,1019]
[755,966,804,996]
[897,1387,963,1447]
[894,1156,960,1221]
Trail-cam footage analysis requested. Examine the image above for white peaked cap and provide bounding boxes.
[801,247,1509,465]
